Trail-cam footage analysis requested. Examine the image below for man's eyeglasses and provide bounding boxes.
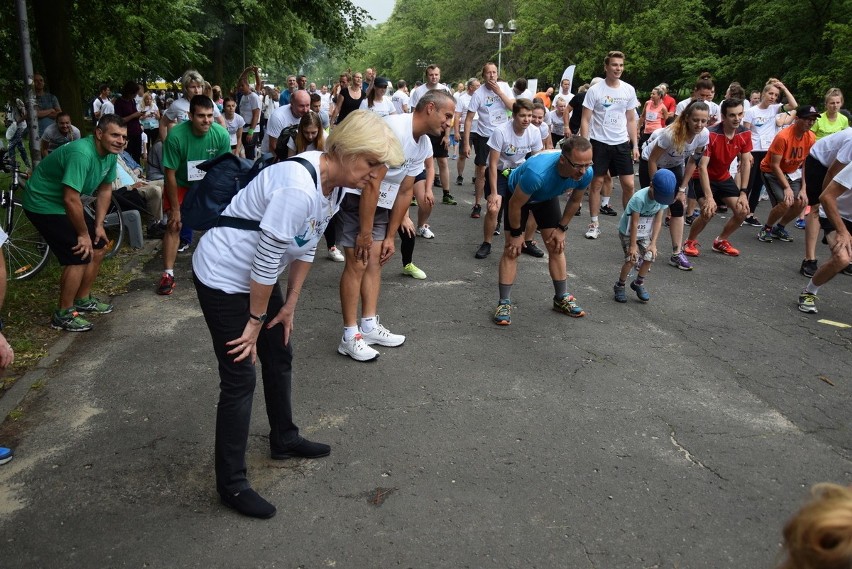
[566,157,594,170]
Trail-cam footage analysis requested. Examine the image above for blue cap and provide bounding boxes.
[651,169,677,205]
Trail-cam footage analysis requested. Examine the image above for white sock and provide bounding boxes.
[591,216,599,224]
[805,280,820,295]
[164,269,174,277]
[343,326,359,342]
[360,316,376,333]
[601,196,611,207]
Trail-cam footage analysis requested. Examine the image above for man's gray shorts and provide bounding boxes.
[335,192,389,248]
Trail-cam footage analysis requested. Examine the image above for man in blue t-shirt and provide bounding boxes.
[494,137,594,325]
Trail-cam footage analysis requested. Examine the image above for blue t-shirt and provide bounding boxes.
[507,152,593,203]
[618,187,668,234]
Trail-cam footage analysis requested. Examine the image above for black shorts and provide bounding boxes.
[428,132,449,159]
[591,139,634,177]
[414,169,427,183]
[25,209,106,266]
[694,177,740,202]
[503,195,562,231]
[638,160,685,217]
[470,132,490,167]
[804,155,829,207]
[818,215,852,237]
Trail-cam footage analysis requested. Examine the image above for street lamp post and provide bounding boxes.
[484,18,517,78]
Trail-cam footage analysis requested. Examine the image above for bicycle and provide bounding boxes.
[80,190,124,260]
[0,149,50,279]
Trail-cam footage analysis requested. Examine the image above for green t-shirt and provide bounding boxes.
[22,136,117,215]
[162,121,231,187]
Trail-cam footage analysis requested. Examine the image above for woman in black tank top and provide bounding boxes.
[333,71,366,125]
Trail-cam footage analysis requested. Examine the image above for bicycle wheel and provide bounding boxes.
[4,200,50,279]
[82,193,124,259]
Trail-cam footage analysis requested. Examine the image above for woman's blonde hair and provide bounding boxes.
[825,88,844,105]
[777,483,852,569]
[326,110,404,168]
[181,69,204,95]
[295,112,325,154]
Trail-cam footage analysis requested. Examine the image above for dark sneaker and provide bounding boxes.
[630,280,650,302]
[494,300,511,325]
[800,259,818,278]
[600,204,617,216]
[576,205,582,217]
[433,176,442,188]
[717,204,728,213]
[442,193,457,205]
[471,204,481,218]
[51,309,93,332]
[220,488,276,519]
[456,175,464,186]
[613,284,627,303]
[795,219,806,230]
[797,291,818,313]
[842,264,852,276]
[553,293,585,317]
[271,437,331,460]
[770,225,793,242]
[474,242,492,259]
[493,220,501,236]
[684,214,697,226]
[522,240,545,258]
[157,273,176,295]
[757,228,773,242]
[74,295,113,314]
[177,240,191,253]
[742,215,762,227]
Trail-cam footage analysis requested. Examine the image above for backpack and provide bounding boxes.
[273,124,300,162]
[180,153,317,231]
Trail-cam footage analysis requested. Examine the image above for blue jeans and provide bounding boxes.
[193,275,299,494]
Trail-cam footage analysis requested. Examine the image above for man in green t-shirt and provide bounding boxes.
[157,95,230,295]
[23,115,127,331]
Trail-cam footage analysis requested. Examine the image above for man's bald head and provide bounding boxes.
[290,90,311,117]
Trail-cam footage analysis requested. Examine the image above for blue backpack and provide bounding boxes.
[180,153,317,231]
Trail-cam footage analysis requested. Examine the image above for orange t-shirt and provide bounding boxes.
[534,92,552,109]
[760,127,815,174]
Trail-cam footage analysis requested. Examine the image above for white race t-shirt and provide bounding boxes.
[193,151,340,294]
[391,90,410,114]
[359,96,396,117]
[547,109,566,137]
[455,92,475,132]
[468,82,512,137]
[262,105,301,153]
[641,126,710,169]
[809,128,852,166]
[164,97,221,125]
[820,160,852,222]
[223,113,246,146]
[744,103,783,151]
[409,83,452,109]
[538,122,550,141]
[582,80,640,145]
[487,122,544,169]
[319,92,333,113]
[675,98,721,124]
[238,91,261,127]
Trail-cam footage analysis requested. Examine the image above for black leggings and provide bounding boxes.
[747,151,767,213]
[397,227,415,266]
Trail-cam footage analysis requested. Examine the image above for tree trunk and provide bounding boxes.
[31,0,85,132]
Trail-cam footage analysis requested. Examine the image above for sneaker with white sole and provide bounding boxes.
[337,333,380,361]
[402,262,427,279]
[327,247,345,262]
[584,223,601,239]
[360,317,405,347]
[417,225,435,239]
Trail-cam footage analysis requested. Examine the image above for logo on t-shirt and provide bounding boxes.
[602,96,615,108]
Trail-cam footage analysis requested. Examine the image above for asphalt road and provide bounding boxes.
[1,160,850,568]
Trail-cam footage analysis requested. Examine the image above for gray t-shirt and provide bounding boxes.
[40,123,81,153]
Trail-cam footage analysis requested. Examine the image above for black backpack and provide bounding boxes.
[180,153,317,231]
[273,124,301,162]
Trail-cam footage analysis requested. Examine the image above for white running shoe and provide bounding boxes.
[417,224,435,239]
[327,247,345,262]
[337,333,380,361]
[360,317,405,347]
[584,223,601,239]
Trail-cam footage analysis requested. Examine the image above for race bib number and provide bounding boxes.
[187,160,206,181]
[377,180,401,210]
[646,111,658,122]
[604,109,625,129]
[636,216,654,238]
